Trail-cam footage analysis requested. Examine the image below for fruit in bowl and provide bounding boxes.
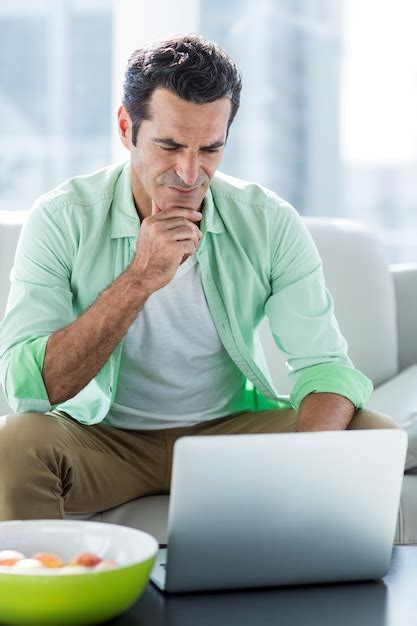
[69,551,103,567]
[0,550,25,566]
[0,520,158,625]
[31,552,65,568]
[0,549,118,573]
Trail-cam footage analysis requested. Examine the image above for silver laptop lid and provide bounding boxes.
[165,430,407,592]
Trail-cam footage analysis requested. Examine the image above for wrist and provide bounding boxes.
[125,266,154,300]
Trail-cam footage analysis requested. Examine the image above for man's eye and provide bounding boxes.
[203,148,220,154]
[161,146,177,151]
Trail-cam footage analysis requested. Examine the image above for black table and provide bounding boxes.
[108,546,417,626]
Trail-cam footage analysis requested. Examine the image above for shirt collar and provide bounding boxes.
[110,161,225,239]
[200,182,225,235]
[110,162,140,239]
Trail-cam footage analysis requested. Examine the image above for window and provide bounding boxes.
[0,0,112,213]
[197,0,417,261]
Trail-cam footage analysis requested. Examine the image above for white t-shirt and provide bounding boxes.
[104,254,256,429]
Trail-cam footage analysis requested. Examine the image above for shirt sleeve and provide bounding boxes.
[0,201,75,413]
[264,198,373,410]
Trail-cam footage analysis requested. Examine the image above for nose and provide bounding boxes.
[174,153,200,187]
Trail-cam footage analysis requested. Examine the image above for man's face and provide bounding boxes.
[118,87,231,217]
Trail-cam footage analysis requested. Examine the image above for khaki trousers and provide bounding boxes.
[0,407,398,521]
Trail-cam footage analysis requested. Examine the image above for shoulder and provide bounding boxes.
[210,170,301,225]
[31,161,126,219]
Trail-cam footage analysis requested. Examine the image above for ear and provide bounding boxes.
[117,105,131,149]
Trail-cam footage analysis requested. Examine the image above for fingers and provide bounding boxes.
[159,217,202,234]
[148,206,202,247]
[149,207,202,222]
[166,227,201,245]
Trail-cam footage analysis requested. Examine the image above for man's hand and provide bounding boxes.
[296,392,356,432]
[130,201,202,293]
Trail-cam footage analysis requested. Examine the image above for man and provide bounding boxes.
[0,34,397,520]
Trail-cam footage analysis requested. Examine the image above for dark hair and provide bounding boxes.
[122,33,242,145]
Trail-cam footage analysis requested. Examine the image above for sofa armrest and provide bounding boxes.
[391,263,417,371]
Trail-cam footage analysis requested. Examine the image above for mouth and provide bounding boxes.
[168,186,199,196]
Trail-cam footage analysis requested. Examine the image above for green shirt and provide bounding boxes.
[0,161,373,424]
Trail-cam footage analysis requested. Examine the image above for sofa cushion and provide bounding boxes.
[366,365,417,470]
[66,496,170,545]
[391,264,417,371]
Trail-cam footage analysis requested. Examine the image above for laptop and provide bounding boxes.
[150,429,407,593]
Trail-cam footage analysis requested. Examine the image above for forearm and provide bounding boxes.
[296,392,356,432]
[42,268,151,405]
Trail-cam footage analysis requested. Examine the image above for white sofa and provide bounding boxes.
[1,212,417,544]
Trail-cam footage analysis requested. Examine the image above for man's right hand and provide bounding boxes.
[129,201,203,293]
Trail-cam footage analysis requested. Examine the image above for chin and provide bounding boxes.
[163,197,204,211]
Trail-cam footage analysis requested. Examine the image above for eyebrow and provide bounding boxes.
[153,138,225,150]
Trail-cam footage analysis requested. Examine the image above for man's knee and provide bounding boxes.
[347,408,400,430]
[0,412,68,462]
[0,412,71,520]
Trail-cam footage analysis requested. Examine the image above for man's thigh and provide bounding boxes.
[347,408,400,430]
[179,406,399,437]
[187,406,299,436]
[0,411,168,517]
